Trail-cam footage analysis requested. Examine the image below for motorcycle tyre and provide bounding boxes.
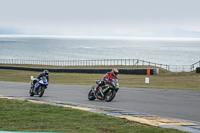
[105,89,116,102]
[88,90,95,100]
[38,86,45,97]
[29,88,34,97]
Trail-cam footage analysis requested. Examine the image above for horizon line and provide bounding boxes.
[0,34,200,40]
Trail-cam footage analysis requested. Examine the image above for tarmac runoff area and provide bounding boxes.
[1,95,200,133]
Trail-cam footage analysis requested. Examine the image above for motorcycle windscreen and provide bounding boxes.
[41,76,48,85]
[41,76,47,81]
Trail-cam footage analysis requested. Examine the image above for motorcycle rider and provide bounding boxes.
[95,68,119,99]
[31,70,49,90]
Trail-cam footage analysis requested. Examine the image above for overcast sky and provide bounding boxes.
[0,0,200,38]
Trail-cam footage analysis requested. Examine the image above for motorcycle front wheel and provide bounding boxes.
[29,88,34,97]
[38,86,45,97]
[105,89,116,102]
[88,90,95,100]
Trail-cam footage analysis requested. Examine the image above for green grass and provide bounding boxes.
[0,98,185,133]
[0,64,200,90]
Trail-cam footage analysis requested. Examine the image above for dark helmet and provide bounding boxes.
[111,68,119,76]
[43,70,49,75]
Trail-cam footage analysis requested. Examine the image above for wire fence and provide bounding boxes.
[0,59,199,72]
[190,61,200,71]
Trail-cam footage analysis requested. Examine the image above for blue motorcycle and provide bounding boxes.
[30,76,48,97]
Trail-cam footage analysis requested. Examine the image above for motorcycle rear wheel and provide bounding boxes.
[105,89,116,102]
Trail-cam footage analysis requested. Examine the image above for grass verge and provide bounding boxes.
[0,64,199,90]
[0,98,185,133]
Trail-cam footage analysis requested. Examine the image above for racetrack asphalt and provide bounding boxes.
[0,81,200,123]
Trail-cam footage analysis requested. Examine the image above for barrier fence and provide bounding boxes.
[191,61,200,71]
[0,59,199,72]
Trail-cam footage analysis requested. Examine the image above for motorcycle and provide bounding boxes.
[88,79,119,102]
[29,76,48,97]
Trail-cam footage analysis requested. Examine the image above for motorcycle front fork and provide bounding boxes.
[30,81,36,92]
[30,81,33,88]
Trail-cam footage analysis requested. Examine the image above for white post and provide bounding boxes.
[145,77,149,84]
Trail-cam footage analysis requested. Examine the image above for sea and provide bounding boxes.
[0,35,200,66]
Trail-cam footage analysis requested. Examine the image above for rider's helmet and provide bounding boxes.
[43,70,49,76]
[111,68,119,76]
